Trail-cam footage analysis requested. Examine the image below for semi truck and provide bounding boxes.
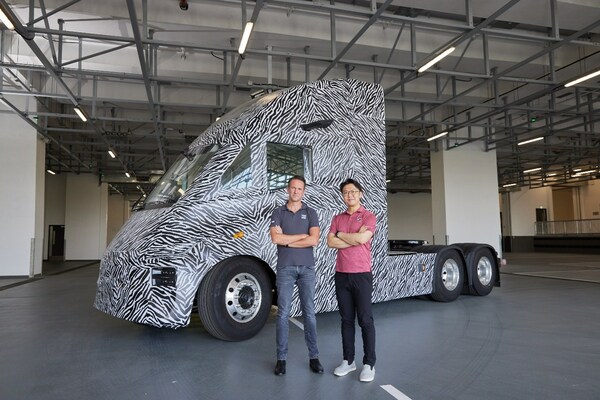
[94,79,500,341]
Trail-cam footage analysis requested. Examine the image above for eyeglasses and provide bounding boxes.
[342,190,360,197]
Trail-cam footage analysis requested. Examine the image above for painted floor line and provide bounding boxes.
[503,272,600,284]
[271,306,305,330]
[550,263,600,269]
[513,268,599,274]
[381,384,412,400]
[289,317,304,330]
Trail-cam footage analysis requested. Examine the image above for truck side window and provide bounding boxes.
[221,144,252,190]
[267,142,313,190]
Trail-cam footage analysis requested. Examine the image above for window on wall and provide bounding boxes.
[267,142,313,190]
[221,144,252,190]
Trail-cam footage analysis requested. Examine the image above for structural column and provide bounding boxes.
[0,100,45,277]
[64,174,109,260]
[430,139,502,255]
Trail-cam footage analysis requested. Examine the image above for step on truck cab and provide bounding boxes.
[94,79,500,341]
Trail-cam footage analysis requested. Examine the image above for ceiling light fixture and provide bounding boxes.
[574,169,597,176]
[385,179,391,183]
[46,169,56,175]
[125,172,131,178]
[0,7,15,30]
[523,167,542,173]
[518,137,544,146]
[238,22,254,55]
[564,69,600,87]
[108,149,116,159]
[74,106,87,122]
[502,183,516,187]
[418,47,455,73]
[427,131,448,142]
[547,173,557,177]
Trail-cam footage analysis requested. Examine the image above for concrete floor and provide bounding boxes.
[0,253,599,400]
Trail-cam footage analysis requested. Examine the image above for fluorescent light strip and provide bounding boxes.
[547,173,557,177]
[238,22,254,55]
[518,137,544,146]
[125,172,131,178]
[74,106,87,122]
[427,131,448,142]
[0,9,15,30]
[523,167,542,173]
[418,47,456,73]
[574,169,597,176]
[46,169,56,175]
[565,69,600,87]
[502,183,517,187]
[108,150,116,158]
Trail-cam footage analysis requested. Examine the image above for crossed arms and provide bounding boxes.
[326,225,373,249]
[270,225,320,248]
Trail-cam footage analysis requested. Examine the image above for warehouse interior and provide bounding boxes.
[1,1,599,399]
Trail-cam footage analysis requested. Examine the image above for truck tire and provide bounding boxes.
[469,247,496,296]
[197,257,272,341]
[431,249,464,302]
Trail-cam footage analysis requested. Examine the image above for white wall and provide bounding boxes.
[65,174,108,260]
[392,179,599,242]
[387,192,433,242]
[579,180,600,219]
[107,193,129,244]
[508,186,553,236]
[0,106,45,276]
[34,139,45,273]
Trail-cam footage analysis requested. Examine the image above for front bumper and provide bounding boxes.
[94,251,190,328]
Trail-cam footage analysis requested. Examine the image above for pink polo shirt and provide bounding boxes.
[329,206,376,273]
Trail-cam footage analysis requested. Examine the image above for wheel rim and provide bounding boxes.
[441,258,460,291]
[476,256,493,286]
[225,273,262,323]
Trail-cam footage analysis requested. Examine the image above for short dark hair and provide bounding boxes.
[339,178,363,193]
[288,175,306,187]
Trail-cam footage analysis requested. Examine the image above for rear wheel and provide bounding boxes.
[197,257,272,341]
[431,250,464,302]
[469,248,496,296]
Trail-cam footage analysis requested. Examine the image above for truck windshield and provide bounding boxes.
[143,144,220,209]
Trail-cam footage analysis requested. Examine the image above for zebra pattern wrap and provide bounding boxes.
[94,79,437,329]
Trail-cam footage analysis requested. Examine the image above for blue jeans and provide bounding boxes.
[276,265,319,360]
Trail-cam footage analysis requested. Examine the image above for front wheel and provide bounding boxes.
[197,257,272,341]
[431,249,465,302]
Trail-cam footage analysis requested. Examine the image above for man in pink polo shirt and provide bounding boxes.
[327,178,377,382]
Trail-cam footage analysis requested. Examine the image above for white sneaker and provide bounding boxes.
[359,364,375,382]
[333,360,356,376]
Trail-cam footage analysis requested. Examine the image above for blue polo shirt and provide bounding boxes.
[270,203,319,268]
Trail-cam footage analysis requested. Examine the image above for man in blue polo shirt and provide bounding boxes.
[269,175,323,376]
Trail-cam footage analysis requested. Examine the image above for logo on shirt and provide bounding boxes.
[301,214,307,220]
[356,217,362,222]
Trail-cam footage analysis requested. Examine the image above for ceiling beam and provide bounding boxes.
[126,0,166,171]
